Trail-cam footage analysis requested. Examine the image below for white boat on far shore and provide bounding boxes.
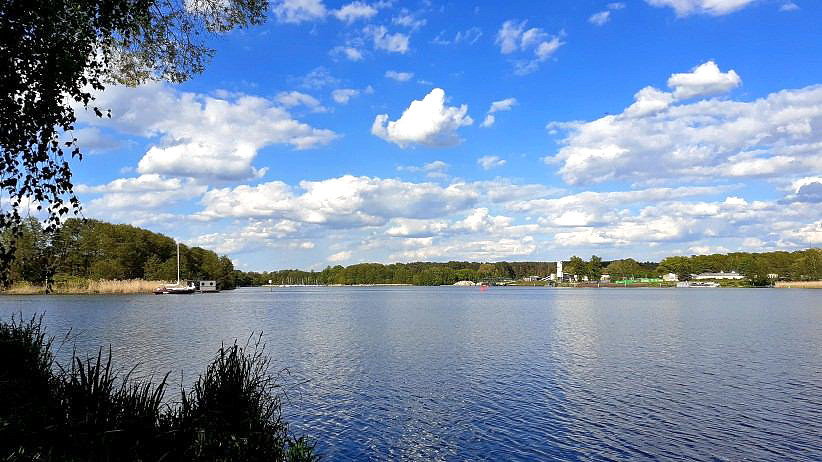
[676,281,720,288]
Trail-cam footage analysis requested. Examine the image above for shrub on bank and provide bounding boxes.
[0,315,316,461]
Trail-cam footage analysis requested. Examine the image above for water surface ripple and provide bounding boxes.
[1,287,820,461]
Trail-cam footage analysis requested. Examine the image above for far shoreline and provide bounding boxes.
[4,279,822,295]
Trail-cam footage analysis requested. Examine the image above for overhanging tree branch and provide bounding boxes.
[0,0,269,285]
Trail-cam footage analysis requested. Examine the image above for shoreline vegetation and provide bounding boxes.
[3,278,821,295]
[237,249,821,288]
[3,218,238,292]
[3,218,821,292]
[2,279,167,295]
[774,280,822,289]
[0,314,316,461]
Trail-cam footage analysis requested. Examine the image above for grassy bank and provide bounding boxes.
[0,314,316,461]
[775,281,822,288]
[2,279,166,295]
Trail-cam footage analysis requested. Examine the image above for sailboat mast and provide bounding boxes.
[177,241,180,285]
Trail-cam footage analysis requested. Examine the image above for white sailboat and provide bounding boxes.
[153,242,195,294]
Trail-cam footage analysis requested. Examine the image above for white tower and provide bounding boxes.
[556,260,563,280]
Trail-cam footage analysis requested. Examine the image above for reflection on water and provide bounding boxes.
[1,287,820,461]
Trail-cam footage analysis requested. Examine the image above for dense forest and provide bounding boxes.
[4,217,820,289]
[654,250,822,284]
[235,258,659,287]
[4,218,237,289]
[236,261,562,287]
[240,250,821,287]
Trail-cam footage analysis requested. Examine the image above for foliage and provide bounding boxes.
[657,249,822,283]
[0,314,315,461]
[235,261,562,287]
[558,255,606,281]
[0,314,59,456]
[174,337,307,461]
[656,256,693,281]
[586,255,603,281]
[0,0,269,284]
[564,256,587,278]
[236,249,822,286]
[605,258,644,279]
[5,216,820,289]
[3,218,237,289]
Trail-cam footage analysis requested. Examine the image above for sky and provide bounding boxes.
[68,0,822,271]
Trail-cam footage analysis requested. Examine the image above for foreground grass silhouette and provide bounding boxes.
[0,314,316,461]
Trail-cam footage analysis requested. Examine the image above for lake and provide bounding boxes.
[1,287,820,461]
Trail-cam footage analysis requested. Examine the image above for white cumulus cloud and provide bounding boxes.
[273,0,327,23]
[788,177,822,203]
[78,174,207,212]
[197,175,479,228]
[489,97,518,113]
[385,70,414,82]
[330,46,364,61]
[589,11,611,26]
[477,155,507,170]
[624,86,676,117]
[332,1,377,23]
[667,60,742,100]
[392,12,426,30]
[481,97,517,127]
[397,160,449,179]
[365,25,410,53]
[328,250,353,262]
[276,90,326,111]
[371,88,473,147]
[331,88,360,104]
[591,0,627,24]
[481,114,495,128]
[77,174,186,194]
[646,0,758,16]
[543,62,822,186]
[548,82,822,185]
[496,20,565,75]
[76,83,337,181]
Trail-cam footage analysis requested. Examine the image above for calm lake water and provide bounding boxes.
[1,287,820,461]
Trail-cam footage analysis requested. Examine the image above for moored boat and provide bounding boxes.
[153,241,195,294]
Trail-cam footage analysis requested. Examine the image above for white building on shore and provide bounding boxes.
[692,271,744,280]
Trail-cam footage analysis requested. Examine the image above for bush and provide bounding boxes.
[0,314,316,461]
[0,315,60,459]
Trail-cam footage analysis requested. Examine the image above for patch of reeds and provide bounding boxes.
[775,280,822,288]
[1,281,46,295]
[2,279,167,295]
[0,314,317,461]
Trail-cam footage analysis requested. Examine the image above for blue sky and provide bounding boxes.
[70,0,822,270]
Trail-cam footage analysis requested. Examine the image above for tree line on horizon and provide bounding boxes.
[240,251,821,287]
[4,218,820,288]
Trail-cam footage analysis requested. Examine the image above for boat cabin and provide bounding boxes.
[199,280,218,292]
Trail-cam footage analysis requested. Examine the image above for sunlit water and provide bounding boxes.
[2,287,820,461]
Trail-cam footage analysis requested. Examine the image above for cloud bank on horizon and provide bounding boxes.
[68,0,821,270]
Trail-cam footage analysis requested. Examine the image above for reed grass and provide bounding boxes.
[775,280,822,288]
[2,279,167,295]
[0,314,317,461]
